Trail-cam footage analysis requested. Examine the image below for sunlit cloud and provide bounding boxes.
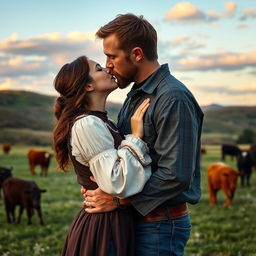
[197,33,211,39]
[169,36,190,46]
[0,78,14,90]
[164,2,206,24]
[0,55,51,77]
[240,8,256,21]
[0,32,101,60]
[167,36,206,53]
[193,83,256,106]
[207,10,220,22]
[164,1,244,25]
[197,84,256,95]
[0,32,104,77]
[67,31,96,42]
[175,50,256,71]
[224,2,237,17]
[0,76,57,96]
[236,24,249,30]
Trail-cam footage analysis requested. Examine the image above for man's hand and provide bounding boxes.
[82,187,117,213]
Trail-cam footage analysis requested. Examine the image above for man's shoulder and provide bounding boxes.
[155,73,191,100]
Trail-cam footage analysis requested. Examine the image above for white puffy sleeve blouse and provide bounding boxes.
[71,115,151,198]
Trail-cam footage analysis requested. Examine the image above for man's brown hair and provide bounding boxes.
[96,13,158,61]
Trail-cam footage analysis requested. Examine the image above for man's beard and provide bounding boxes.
[118,78,132,89]
[116,66,137,89]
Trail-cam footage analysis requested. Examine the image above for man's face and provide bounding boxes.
[103,34,137,89]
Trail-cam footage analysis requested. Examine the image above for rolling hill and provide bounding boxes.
[0,90,256,145]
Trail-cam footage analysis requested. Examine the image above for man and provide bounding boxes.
[83,13,203,255]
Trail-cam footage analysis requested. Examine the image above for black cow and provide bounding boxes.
[249,145,256,168]
[201,147,207,155]
[0,166,12,197]
[237,151,254,187]
[3,177,47,225]
[221,144,241,161]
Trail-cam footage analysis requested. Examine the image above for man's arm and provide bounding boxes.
[81,182,130,213]
[129,96,202,215]
[82,97,202,214]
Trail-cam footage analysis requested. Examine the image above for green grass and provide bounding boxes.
[0,145,256,256]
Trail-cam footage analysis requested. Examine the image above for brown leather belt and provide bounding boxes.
[136,203,189,222]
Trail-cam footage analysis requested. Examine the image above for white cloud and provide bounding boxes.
[207,10,220,22]
[169,36,190,46]
[240,8,256,20]
[236,24,249,30]
[0,55,51,77]
[164,1,242,25]
[174,50,256,71]
[164,2,206,24]
[224,2,237,17]
[0,32,104,77]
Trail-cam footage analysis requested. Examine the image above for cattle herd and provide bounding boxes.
[0,143,255,226]
[206,144,256,206]
[0,145,51,225]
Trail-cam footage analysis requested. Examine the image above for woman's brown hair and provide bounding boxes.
[96,13,158,61]
[53,56,91,172]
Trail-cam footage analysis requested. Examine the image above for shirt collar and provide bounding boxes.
[127,64,170,98]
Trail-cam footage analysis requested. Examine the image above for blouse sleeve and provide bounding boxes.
[71,115,151,198]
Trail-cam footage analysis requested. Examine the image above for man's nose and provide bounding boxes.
[106,59,113,69]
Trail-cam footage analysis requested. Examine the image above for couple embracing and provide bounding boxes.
[53,13,203,256]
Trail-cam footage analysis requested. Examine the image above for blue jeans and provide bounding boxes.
[135,215,191,256]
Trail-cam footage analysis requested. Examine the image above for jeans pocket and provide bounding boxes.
[172,216,192,255]
[173,215,192,231]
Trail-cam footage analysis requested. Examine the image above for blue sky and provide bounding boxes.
[1,0,256,105]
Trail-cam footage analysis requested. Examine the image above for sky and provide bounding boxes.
[0,0,256,106]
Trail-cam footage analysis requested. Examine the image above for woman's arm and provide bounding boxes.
[71,100,151,198]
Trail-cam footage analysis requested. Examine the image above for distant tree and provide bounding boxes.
[237,129,255,144]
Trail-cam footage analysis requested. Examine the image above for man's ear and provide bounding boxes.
[85,83,94,92]
[131,47,143,62]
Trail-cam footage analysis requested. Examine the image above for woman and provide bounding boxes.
[53,56,151,256]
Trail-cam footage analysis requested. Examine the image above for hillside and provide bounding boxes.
[0,90,256,145]
[0,90,56,131]
[202,106,256,134]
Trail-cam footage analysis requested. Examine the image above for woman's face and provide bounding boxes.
[88,59,118,93]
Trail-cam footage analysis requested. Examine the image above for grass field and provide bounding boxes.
[0,145,256,256]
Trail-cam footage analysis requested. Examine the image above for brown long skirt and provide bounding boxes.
[61,208,135,256]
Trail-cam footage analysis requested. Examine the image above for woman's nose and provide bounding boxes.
[104,68,111,73]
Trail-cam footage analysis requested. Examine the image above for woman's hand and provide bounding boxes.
[131,98,150,138]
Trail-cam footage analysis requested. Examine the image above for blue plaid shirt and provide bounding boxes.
[117,64,204,216]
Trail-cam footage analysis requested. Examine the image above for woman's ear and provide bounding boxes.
[131,47,143,62]
[85,83,94,92]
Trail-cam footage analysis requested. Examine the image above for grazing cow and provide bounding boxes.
[237,151,254,187]
[27,149,52,176]
[249,145,256,168]
[207,162,240,207]
[0,166,12,197]
[3,177,47,225]
[221,144,241,161]
[2,144,11,154]
[201,147,207,155]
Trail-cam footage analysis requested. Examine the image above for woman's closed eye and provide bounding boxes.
[96,64,103,71]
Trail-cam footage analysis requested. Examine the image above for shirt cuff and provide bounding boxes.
[120,135,151,166]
